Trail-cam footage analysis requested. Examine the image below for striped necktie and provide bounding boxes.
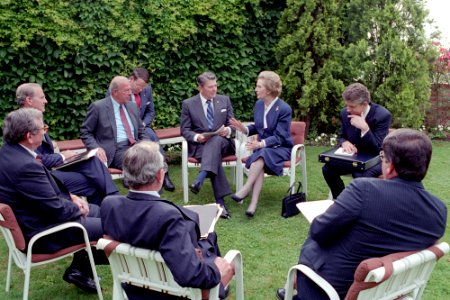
[206,99,214,130]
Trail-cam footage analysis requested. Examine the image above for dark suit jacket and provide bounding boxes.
[247,98,293,148]
[0,143,82,246]
[180,94,234,157]
[298,177,447,298]
[101,192,221,289]
[36,133,63,168]
[80,96,147,166]
[338,103,391,155]
[106,85,155,128]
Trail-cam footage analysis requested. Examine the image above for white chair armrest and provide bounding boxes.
[27,222,89,255]
[223,250,244,300]
[285,264,340,300]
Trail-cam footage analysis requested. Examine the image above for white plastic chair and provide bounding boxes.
[96,238,244,300]
[237,121,307,195]
[0,203,103,300]
[283,242,449,300]
[182,138,242,203]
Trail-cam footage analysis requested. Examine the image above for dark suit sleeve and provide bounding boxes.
[157,212,221,289]
[141,85,155,126]
[16,161,81,222]
[180,100,196,142]
[39,153,63,169]
[80,102,101,149]
[309,181,363,246]
[361,109,391,152]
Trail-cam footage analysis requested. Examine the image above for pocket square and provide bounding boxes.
[221,109,227,113]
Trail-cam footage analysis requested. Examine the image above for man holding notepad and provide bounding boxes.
[16,83,119,205]
[322,83,391,199]
[101,141,232,299]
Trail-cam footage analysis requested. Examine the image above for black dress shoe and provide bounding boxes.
[189,180,202,194]
[276,288,285,300]
[163,173,175,192]
[230,194,246,204]
[63,268,98,293]
[220,285,230,299]
[220,205,230,219]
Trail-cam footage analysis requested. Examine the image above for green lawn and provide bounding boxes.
[0,142,449,299]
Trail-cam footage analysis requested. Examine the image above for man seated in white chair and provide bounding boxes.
[101,141,233,299]
[276,129,447,299]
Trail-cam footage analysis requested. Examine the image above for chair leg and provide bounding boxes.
[23,262,32,300]
[85,248,103,300]
[5,251,12,292]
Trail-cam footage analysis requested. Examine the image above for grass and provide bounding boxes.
[0,142,449,299]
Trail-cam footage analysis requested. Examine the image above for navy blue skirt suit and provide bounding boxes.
[245,98,293,175]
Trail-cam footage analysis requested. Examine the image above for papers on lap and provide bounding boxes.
[334,147,355,156]
[296,200,334,223]
[52,148,98,170]
[201,125,225,137]
[184,203,223,239]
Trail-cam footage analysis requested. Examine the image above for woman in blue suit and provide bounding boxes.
[230,71,293,217]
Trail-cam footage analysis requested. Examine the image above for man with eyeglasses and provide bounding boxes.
[276,128,446,299]
[17,83,119,205]
[0,108,107,293]
[322,83,392,199]
[104,67,175,192]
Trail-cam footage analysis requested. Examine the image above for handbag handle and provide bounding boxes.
[286,181,303,195]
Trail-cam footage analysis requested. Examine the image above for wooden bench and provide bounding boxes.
[56,127,182,153]
[55,127,182,179]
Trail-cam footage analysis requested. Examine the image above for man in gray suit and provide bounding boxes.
[180,72,235,219]
[82,75,175,190]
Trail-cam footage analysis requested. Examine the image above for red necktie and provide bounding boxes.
[134,93,141,108]
[36,155,42,164]
[119,105,136,145]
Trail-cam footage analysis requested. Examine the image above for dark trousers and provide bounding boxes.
[322,161,382,199]
[52,157,119,205]
[192,136,235,199]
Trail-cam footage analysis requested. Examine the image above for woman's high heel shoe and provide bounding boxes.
[231,194,246,204]
[245,210,255,217]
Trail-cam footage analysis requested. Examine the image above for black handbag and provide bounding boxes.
[281,181,306,218]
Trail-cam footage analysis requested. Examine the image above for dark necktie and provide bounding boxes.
[134,93,141,108]
[36,155,42,164]
[206,100,214,130]
[119,105,136,145]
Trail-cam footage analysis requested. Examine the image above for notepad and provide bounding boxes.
[296,200,334,223]
[52,148,98,170]
[184,203,223,239]
[334,147,355,156]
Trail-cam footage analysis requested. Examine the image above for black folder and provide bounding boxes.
[318,148,380,171]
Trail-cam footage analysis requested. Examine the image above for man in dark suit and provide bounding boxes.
[0,108,106,293]
[180,72,235,218]
[101,141,233,299]
[104,68,175,191]
[276,129,447,300]
[16,83,119,205]
[323,83,392,199]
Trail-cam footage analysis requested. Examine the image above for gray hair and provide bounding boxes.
[122,141,164,189]
[197,72,217,87]
[342,83,371,104]
[16,83,42,107]
[3,108,43,144]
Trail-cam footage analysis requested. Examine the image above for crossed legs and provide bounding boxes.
[234,158,265,215]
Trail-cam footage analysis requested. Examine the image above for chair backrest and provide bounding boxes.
[0,203,26,252]
[291,122,306,145]
[97,238,217,300]
[345,242,449,300]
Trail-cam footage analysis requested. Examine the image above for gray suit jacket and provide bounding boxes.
[180,94,234,157]
[80,96,146,166]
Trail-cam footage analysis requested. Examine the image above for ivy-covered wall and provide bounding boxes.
[0,0,285,140]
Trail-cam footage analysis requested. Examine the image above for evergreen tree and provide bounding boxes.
[277,0,434,131]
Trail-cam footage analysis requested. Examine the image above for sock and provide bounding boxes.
[215,197,225,206]
[195,171,208,184]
